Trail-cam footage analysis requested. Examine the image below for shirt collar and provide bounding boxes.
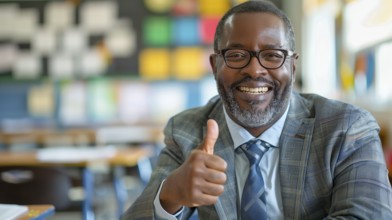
[223,105,289,150]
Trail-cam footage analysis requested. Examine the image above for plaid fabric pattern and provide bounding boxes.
[240,139,270,220]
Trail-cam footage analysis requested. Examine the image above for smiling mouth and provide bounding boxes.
[238,86,270,94]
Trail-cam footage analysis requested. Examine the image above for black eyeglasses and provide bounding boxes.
[216,48,295,69]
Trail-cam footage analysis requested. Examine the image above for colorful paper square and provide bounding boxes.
[118,81,150,123]
[172,17,199,46]
[149,82,187,123]
[144,0,175,13]
[172,47,204,80]
[87,79,116,123]
[139,48,170,80]
[199,0,230,16]
[143,16,171,46]
[200,17,220,45]
[171,0,198,16]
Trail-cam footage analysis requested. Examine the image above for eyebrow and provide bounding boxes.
[223,43,245,49]
[263,44,285,49]
[224,43,285,50]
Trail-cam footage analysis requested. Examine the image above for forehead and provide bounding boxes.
[221,12,287,48]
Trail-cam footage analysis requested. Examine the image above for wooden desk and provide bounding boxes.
[0,147,152,167]
[0,147,153,220]
[17,205,55,220]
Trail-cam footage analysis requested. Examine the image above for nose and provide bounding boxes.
[240,56,268,79]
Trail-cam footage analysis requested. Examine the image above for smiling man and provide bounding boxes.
[122,1,392,220]
[211,10,296,137]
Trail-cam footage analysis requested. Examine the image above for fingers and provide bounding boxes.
[188,193,220,207]
[198,119,219,155]
[187,181,225,207]
[205,155,227,172]
[201,181,225,196]
[203,167,227,184]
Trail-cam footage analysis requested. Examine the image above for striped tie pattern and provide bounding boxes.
[240,139,271,220]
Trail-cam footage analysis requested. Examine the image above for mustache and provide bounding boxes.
[231,76,277,89]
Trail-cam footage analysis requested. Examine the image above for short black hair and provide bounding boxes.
[213,0,295,51]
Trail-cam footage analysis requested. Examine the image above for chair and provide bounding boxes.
[0,166,73,211]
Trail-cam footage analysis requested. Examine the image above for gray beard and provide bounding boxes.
[218,77,292,128]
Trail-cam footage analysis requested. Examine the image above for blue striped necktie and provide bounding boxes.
[240,139,271,220]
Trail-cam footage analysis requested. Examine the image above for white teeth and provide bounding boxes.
[239,86,269,94]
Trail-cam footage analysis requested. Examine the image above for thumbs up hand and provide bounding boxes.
[159,119,228,214]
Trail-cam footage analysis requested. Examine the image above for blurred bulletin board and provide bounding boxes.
[0,0,242,126]
[0,0,242,81]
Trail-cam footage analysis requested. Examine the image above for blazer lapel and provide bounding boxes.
[278,93,315,220]
[204,102,238,220]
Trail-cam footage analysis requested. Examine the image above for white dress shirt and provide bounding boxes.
[154,106,289,219]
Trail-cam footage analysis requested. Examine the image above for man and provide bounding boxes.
[122,1,392,219]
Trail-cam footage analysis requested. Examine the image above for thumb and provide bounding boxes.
[200,119,219,154]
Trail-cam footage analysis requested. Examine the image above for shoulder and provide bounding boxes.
[292,92,376,123]
[291,92,380,143]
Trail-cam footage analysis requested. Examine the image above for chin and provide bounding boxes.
[226,92,291,128]
[218,79,292,128]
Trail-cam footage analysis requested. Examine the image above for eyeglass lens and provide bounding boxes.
[223,49,286,69]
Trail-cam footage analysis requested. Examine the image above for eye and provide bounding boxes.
[261,50,284,61]
[224,50,248,61]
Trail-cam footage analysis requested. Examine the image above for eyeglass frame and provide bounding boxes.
[215,48,296,70]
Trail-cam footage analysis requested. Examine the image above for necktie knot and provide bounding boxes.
[241,139,270,165]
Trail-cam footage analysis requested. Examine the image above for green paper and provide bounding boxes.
[143,16,171,46]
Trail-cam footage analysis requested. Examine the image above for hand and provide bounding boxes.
[160,119,228,214]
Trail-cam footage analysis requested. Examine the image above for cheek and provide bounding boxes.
[212,58,224,78]
[215,61,235,84]
[216,72,229,89]
[276,65,294,85]
[216,58,226,72]
[216,69,239,90]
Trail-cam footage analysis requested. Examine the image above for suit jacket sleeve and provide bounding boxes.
[325,108,392,219]
[281,93,392,219]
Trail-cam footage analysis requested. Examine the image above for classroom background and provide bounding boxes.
[0,0,391,219]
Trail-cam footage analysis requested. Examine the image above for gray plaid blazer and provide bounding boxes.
[122,92,392,220]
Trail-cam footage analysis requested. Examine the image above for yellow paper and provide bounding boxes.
[172,47,204,80]
[199,0,230,16]
[144,0,175,13]
[139,48,170,80]
[28,83,54,117]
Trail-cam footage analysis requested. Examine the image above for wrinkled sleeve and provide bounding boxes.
[326,110,392,219]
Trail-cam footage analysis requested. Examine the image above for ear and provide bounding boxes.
[291,53,299,82]
[209,54,218,78]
